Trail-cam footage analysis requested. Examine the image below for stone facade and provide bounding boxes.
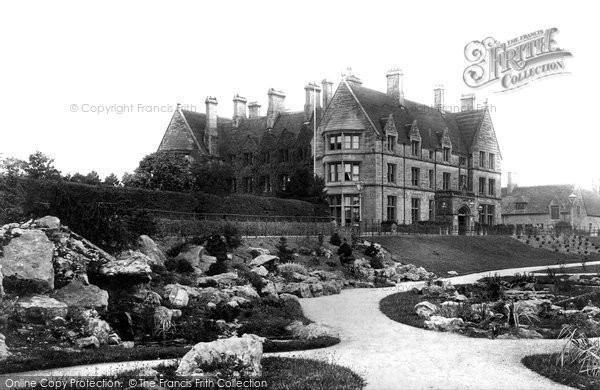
[501,184,600,231]
[316,71,502,231]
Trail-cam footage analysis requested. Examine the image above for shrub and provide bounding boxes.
[205,234,227,259]
[206,258,229,276]
[222,223,242,249]
[234,266,267,292]
[329,232,342,246]
[164,258,194,274]
[278,263,308,281]
[276,237,294,263]
[370,255,384,269]
[364,243,379,257]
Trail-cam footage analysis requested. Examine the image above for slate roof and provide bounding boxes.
[582,189,600,217]
[347,83,486,155]
[501,184,574,214]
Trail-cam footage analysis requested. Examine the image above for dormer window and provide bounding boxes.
[443,147,450,162]
[411,140,420,156]
[515,202,526,211]
[387,135,396,152]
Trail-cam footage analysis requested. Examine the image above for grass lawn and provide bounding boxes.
[1,337,341,375]
[379,291,426,330]
[522,354,600,389]
[371,235,594,275]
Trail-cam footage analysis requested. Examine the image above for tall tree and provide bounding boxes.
[103,173,120,187]
[24,151,61,180]
[280,167,326,205]
[125,151,193,192]
[191,161,234,196]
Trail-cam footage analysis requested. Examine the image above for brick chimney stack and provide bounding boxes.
[248,101,261,118]
[460,93,475,111]
[433,85,444,110]
[205,96,218,155]
[322,79,333,109]
[386,68,404,105]
[232,94,247,127]
[267,88,285,128]
[304,82,321,121]
[343,67,362,87]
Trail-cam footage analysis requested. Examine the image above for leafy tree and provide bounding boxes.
[279,167,326,205]
[24,151,61,180]
[0,156,26,178]
[191,161,234,196]
[125,152,193,192]
[64,171,101,186]
[103,173,120,187]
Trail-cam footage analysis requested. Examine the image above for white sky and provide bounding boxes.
[1,0,598,188]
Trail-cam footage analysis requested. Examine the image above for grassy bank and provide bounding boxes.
[372,235,593,275]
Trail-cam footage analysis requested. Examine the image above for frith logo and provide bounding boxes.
[463,28,572,92]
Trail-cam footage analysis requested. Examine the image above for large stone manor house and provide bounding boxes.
[158,69,502,231]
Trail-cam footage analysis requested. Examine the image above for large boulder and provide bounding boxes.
[1,230,55,292]
[0,333,10,361]
[53,281,109,311]
[231,285,260,300]
[176,334,265,377]
[260,281,278,300]
[249,255,279,268]
[285,320,339,340]
[414,301,438,320]
[211,272,239,288]
[75,336,100,349]
[310,283,324,297]
[34,216,61,229]
[167,285,190,308]
[515,299,553,316]
[281,282,313,298]
[84,318,112,344]
[138,235,166,266]
[15,295,68,324]
[174,245,205,268]
[424,316,464,332]
[248,247,270,257]
[251,266,268,277]
[322,281,342,295]
[99,252,151,278]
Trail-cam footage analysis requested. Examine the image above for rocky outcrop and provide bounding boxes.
[53,280,109,311]
[75,336,100,349]
[424,316,464,332]
[249,247,270,257]
[1,229,55,292]
[250,255,279,268]
[176,334,265,377]
[138,235,166,266]
[174,245,217,271]
[285,320,339,340]
[84,318,112,344]
[99,252,151,278]
[0,333,10,361]
[34,216,61,229]
[281,282,312,298]
[15,295,68,324]
[167,285,190,308]
[231,285,260,300]
[414,301,438,320]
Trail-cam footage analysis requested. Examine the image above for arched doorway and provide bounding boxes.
[457,205,471,235]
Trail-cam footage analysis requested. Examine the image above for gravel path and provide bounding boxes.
[276,262,599,390]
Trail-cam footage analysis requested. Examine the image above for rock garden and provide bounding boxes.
[381,269,600,340]
[0,215,434,386]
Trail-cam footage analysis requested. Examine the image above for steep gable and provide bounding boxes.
[158,109,206,154]
[319,82,372,132]
[470,110,501,157]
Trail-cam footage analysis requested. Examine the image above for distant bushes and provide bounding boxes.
[2,178,326,252]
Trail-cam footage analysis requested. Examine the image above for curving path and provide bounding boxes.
[275,262,600,390]
[3,261,597,389]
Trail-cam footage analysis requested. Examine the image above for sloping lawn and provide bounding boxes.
[372,235,594,275]
[522,354,600,389]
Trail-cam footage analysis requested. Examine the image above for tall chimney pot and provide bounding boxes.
[386,68,404,105]
[205,96,218,155]
[232,94,247,127]
[304,82,321,121]
[322,79,333,109]
[460,93,475,111]
[433,85,444,110]
[248,101,261,118]
[267,88,286,128]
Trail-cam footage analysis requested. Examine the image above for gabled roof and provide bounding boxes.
[345,82,486,154]
[501,184,575,214]
[582,189,600,217]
